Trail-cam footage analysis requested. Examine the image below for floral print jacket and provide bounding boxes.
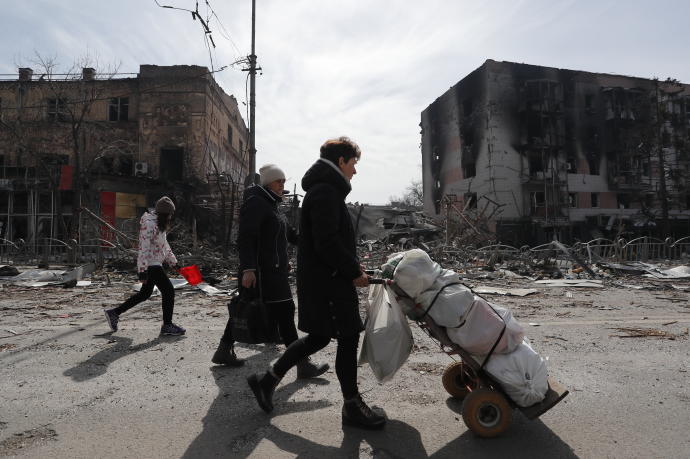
[137,211,177,273]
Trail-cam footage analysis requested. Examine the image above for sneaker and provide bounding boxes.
[342,395,386,430]
[104,309,119,332]
[160,323,186,336]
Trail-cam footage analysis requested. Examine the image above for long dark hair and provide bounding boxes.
[156,212,172,232]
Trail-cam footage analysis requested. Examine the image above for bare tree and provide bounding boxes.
[389,179,424,208]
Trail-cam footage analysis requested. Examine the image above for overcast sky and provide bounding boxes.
[2,0,689,204]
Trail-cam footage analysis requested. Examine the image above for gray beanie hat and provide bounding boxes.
[155,196,175,214]
[259,164,286,186]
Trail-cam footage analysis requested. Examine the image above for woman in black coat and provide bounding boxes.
[247,138,386,430]
[212,164,328,379]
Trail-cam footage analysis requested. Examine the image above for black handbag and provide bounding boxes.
[228,272,280,345]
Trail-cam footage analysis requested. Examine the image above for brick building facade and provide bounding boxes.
[0,65,248,245]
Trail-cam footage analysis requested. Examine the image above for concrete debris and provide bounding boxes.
[533,279,604,288]
[473,287,538,297]
[610,327,689,340]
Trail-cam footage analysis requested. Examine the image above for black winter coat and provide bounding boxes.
[296,159,363,338]
[237,185,297,303]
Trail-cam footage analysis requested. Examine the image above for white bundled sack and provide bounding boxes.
[446,297,524,355]
[415,273,474,326]
[359,284,414,383]
[476,338,549,407]
[392,249,442,298]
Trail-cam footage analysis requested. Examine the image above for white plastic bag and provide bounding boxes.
[359,284,414,383]
[476,338,549,407]
[446,297,524,355]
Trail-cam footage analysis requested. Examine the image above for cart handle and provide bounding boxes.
[368,278,392,285]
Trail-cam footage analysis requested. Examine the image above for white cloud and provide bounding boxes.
[2,0,690,203]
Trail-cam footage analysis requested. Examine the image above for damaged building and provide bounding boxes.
[421,60,690,245]
[0,64,248,249]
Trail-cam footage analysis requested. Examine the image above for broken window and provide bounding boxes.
[38,192,52,213]
[13,191,28,214]
[530,191,545,210]
[644,194,655,208]
[529,154,544,174]
[463,163,476,178]
[642,161,650,176]
[591,193,599,208]
[227,125,233,144]
[160,147,184,182]
[118,155,133,175]
[587,157,599,175]
[108,97,129,121]
[239,140,244,154]
[585,94,594,112]
[10,216,28,240]
[464,192,477,209]
[0,191,8,213]
[41,154,69,166]
[566,154,577,173]
[617,193,630,209]
[47,98,67,121]
[568,193,577,208]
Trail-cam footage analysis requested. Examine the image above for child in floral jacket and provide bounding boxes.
[104,196,185,336]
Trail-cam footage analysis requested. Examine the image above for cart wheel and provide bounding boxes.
[442,361,477,399]
[462,388,512,438]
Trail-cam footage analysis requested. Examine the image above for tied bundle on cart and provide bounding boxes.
[359,249,568,437]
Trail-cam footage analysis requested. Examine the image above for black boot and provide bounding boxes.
[342,395,386,430]
[296,357,330,379]
[247,371,279,413]
[211,339,245,367]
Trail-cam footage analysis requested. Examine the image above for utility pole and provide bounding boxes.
[244,0,260,187]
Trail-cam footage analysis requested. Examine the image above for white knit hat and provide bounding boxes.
[259,164,286,186]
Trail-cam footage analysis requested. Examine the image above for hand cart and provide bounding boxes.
[368,277,569,438]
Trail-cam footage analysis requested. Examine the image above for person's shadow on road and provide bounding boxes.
[63,333,180,382]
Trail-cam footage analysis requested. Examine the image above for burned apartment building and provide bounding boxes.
[421,59,690,245]
[0,64,248,246]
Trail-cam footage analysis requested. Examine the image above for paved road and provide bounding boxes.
[0,275,688,458]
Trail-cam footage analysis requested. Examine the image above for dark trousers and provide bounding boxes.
[273,333,360,400]
[221,298,299,346]
[113,266,175,324]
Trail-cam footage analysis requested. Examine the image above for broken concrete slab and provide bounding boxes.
[474,286,538,297]
[195,282,224,295]
[643,265,690,279]
[533,279,604,288]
